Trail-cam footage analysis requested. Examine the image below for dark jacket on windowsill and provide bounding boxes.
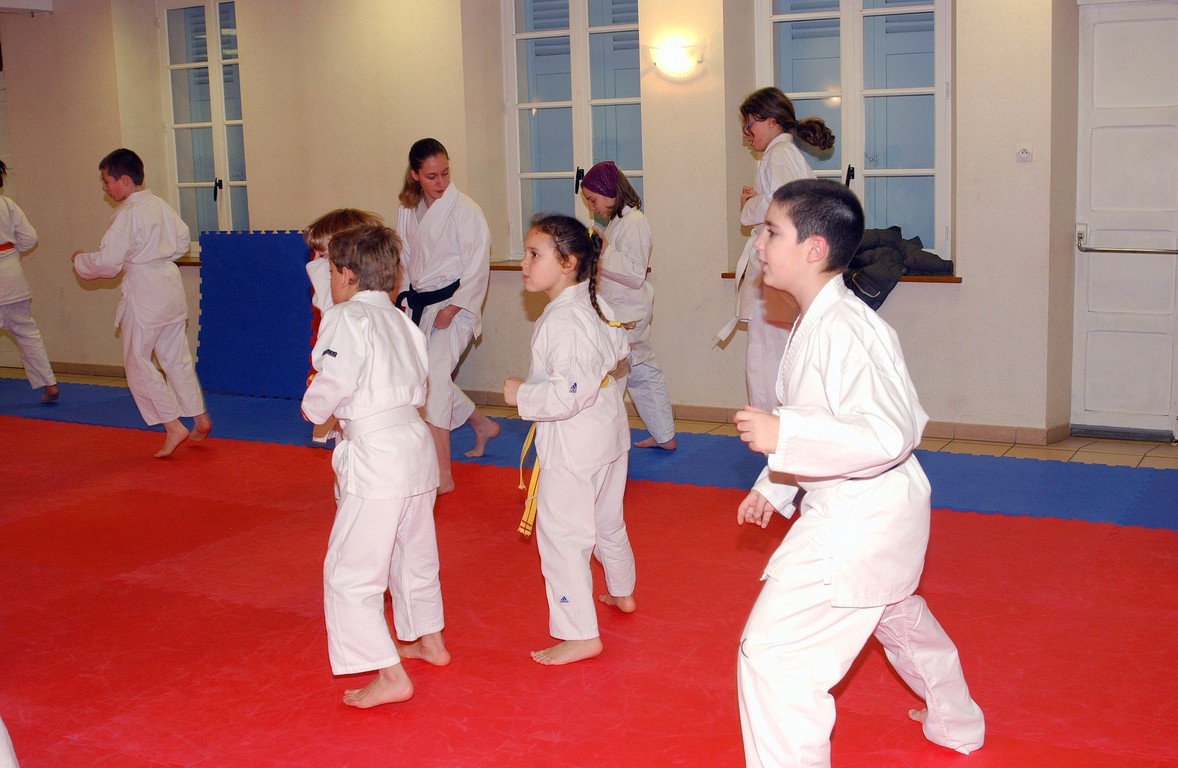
[844,226,953,310]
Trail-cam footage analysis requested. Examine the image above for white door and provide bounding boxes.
[1073,0,1178,439]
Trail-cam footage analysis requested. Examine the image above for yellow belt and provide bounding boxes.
[516,374,611,537]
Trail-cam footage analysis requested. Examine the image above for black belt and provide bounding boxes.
[396,279,460,325]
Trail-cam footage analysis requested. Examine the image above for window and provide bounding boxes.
[503,0,642,256]
[159,0,248,240]
[756,0,950,255]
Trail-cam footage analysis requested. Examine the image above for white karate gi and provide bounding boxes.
[306,256,332,315]
[302,290,442,675]
[597,206,675,444]
[395,184,490,430]
[515,281,635,640]
[0,713,17,768]
[73,189,205,426]
[717,133,814,410]
[0,195,56,390]
[738,276,984,768]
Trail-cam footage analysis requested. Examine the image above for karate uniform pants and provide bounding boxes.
[0,714,17,768]
[0,299,56,389]
[745,286,796,412]
[738,552,984,768]
[323,490,443,675]
[121,316,205,426]
[424,310,476,430]
[618,355,675,444]
[536,458,634,640]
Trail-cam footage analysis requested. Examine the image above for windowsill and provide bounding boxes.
[493,260,651,274]
[720,271,960,283]
[178,255,201,266]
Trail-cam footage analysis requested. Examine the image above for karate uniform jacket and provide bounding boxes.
[0,196,38,306]
[395,184,490,336]
[301,290,438,500]
[516,281,630,472]
[306,256,332,314]
[73,189,190,329]
[597,206,655,366]
[717,134,815,341]
[753,276,931,608]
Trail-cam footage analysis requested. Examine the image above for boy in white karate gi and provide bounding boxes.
[733,179,984,767]
[73,148,210,458]
[301,223,448,708]
[503,213,636,666]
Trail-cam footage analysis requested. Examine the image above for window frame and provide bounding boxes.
[500,0,642,260]
[753,0,953,259]
[156,0,248,242]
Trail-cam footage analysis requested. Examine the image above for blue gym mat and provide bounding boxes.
[3,378,1175,531]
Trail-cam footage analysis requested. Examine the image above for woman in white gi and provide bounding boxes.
[0,159,58,403]
[302,223,448,708]
[503,214,637,666]
[733,180,984,767]
[716,87,835,412]
[395,138,499,494]
[580,161,676,450]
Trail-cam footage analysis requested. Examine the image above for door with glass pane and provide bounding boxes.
[160,0,248,240]
[764,0,947,254]
[508,0,641,251]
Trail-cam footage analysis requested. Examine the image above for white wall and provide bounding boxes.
[0,0,1080,437]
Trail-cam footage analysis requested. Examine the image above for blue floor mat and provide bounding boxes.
[5,378,1175,530]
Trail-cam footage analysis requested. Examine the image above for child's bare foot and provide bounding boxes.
[397,631,451,666]
[342,664,414,709]
[634,436,676,450]
[908,708,927,723]
[597,593,636,613]
[155,421,190,458]
[530,638,603,666]
[40,385,60,403]
[189,412,212,442]
[464,418,500,458]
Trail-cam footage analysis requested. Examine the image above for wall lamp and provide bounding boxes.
[650,42,704,79]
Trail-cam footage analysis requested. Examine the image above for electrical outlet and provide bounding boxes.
[1016,146,1033,163]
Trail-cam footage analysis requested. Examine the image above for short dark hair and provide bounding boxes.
[328,224,402,293]
[99,148,145,186]
[771,178,864,272]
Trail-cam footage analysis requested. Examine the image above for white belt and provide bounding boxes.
[341,406,419,440]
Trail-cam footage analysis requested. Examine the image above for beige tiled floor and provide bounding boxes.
[4,368,1176,469]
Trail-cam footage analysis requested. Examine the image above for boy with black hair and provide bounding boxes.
[733,178,984,767]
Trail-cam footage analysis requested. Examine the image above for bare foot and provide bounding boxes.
[155,421,190,458]
[342,664,414,709]
[397,631,451,666]
[530,638,603,666]
[598,593,636,613]
[634,436,676,450]
[908,708,927,723]
[464,417,500,458]
[189,412,212,442]
[41,385,60,403]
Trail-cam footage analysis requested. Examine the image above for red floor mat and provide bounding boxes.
[2,416,1177,767]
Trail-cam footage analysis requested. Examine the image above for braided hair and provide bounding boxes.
[529,213,636,330]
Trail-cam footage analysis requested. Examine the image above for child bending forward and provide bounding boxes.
[301,224,448,708]
[733,180,984,767]
[504,213,637,666]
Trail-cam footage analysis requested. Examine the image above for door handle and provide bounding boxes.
[574,167,585,193]
[213,177,224,202]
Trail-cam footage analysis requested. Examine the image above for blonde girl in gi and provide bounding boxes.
[395,138,499,494]
[717,87,835,412]
[302,224,449,708]
[0,159,59,403]
[580,161,676,450]
[503,213,637,666]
